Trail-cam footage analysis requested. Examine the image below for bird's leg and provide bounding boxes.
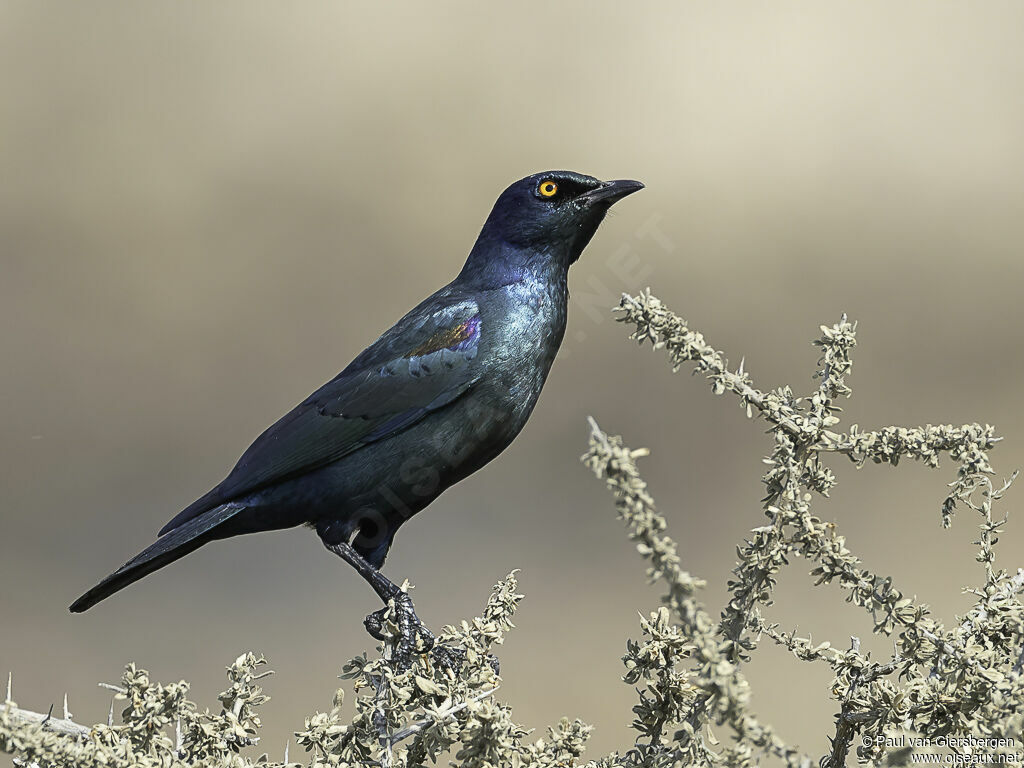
[323,541,434,660]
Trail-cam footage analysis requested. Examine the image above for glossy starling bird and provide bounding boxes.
[70,171,644,640]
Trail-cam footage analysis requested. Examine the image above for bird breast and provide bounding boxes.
[487,275,568,412]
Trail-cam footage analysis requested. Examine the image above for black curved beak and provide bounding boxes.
[581,179,645,206]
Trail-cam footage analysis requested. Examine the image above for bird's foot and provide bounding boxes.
[364,591,435,665]
[425,644,501,676]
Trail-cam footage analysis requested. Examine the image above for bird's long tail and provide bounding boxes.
[69,502,245,613]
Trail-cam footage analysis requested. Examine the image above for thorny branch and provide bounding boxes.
[578,290,1020,768]
[4,290,1022,768]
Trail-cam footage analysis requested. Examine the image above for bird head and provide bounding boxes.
[464,171,644,283]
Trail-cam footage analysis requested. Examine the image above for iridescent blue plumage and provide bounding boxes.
[70,170,643,614]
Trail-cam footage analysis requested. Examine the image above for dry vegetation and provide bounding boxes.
[4,291,1022,767]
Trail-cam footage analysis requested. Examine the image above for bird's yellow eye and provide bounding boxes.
[538,180,558,198]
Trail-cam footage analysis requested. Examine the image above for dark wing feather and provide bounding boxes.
[158,299,482,536]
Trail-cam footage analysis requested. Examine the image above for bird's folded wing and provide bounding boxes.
[158,300,482,535]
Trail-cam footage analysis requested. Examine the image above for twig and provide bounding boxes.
[2,702,92,740]
[389,686,500,744]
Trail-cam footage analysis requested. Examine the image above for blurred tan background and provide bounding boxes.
[3,1,1024,761]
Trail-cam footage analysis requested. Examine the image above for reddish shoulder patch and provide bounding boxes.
[405,316,481,358]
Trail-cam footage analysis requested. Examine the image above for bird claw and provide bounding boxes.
[364,592,435,666]
[427,644,500,676]
[363,609,388,640]
[363,596,501,676]
[323,541,434,663]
